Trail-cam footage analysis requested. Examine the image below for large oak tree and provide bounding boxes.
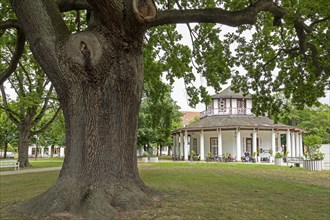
[1,0,329,219]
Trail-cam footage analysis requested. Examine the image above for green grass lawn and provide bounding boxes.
[29,158,64,168]
[1,162,329,219]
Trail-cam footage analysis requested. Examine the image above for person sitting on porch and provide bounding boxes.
[228,153,233,162]
[244,151,250,162]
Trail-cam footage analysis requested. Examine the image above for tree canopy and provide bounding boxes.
[1,0,329,116]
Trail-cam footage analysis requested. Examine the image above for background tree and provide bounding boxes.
[138,42,183,155]
[0,58,61,167]
[0,106,18,158]
[0,0,329,219]
[278,104,330,144]
[189,115,201,125]
[137,84,182,156]
[303,134,324,160]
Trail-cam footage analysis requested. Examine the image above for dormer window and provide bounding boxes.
[219,98,226,112]
[237,98,246,115]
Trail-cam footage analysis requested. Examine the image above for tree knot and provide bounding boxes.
[132,0,157,23]
[80,41,93,72]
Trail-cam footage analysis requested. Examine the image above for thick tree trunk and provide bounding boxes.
[18,126,32,167]
[18,30,149,219]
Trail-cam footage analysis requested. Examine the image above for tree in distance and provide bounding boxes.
[1,49,60,167]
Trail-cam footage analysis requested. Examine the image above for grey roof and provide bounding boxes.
[211,86,251,99]
[174,115,302,132]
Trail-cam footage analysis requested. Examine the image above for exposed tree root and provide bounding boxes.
[16,178,151,220]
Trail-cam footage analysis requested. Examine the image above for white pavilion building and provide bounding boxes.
[172,86,304,161]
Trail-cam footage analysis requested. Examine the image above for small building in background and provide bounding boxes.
[28,145,65,158]
[181,111,200,127]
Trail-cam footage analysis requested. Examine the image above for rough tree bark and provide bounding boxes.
[10,0,157,219]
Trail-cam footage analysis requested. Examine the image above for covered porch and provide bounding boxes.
[172,116,304,162]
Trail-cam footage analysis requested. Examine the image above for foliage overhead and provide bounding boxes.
[1,0,329,117]
[146,0,329,118]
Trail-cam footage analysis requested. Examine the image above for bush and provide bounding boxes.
[304,135,324,160]
[275,152,283,158]
[142,151,149,157]
[311,151,325,160]
[269,148,273,155]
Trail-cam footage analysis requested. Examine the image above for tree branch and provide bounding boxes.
[31,106,62,136]
[0,85,20,126]
[17,60,33,92]
[32,85,54,126]
[310,16,330,28]
[10,0,70,85]
[0,20,25,85]
[148,0,286,28]
[14,71,26,97]
[7,77,20,97]
[56,0,91,12]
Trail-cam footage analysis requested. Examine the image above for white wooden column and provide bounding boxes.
[299,132,303,157]
[184,130,188,160]
[236,128,241,161]
[253,129,257,157]
[41,147,44,157]
[200,130,205,161]
[286,129,291,157]
[176,134,180,156]
[291,132,296,157]
[28,147,32,155]
[295,132,300,157]
[172,135,175,156]
[271,129,276,158]
[60,147,65,157]
[173,134,179,157]
[277,132,282,152]
[218,128,222,157]
[180,132,183,158]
